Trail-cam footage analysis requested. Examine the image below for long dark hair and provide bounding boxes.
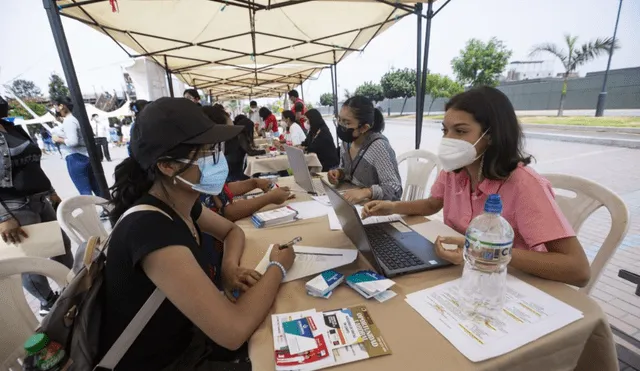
[342,95,385,133]
[203,105,229,125]
[258,107,272,120]
[109,144,200,225]
[303,108,326,139]
[234,114,256,147]
[445,86,532,180]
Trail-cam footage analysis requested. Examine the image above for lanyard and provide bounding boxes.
[348,138,382,179]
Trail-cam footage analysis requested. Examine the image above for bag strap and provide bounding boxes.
[94,204,172,371]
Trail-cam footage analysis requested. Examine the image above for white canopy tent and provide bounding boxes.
[56,0,416,99]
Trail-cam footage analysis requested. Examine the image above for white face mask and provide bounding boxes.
[437,130,488,172]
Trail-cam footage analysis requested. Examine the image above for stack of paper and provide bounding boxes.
[306,270,344,298]
[255,245,358,283]
[404,275,584,362]
[273,306,391,371]
[327,205,403,231]
[346,270,396,301]
[251,207,298,228]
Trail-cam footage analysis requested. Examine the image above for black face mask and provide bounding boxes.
[337,125,358,143]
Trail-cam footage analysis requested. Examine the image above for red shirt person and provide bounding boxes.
[288,89,307,130]
[259,107,280,136]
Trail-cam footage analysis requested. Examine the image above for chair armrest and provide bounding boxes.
[618,270,640,296]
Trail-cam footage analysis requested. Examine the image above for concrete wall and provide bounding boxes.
[316,67,640,114]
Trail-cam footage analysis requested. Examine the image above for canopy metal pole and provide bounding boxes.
[415,3,423,150]
[164,56,174,98]
[595,0,623,117]
[42,0,109,199]
[300,75,305,102]
[416,0,434,149]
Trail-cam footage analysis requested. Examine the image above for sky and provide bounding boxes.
[1,0,638,106]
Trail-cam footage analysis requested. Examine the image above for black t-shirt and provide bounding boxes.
[0,122,51,198]
[99,195,215,370]
[307,127,339,172]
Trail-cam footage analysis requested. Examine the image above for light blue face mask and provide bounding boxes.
[177,154,229,195]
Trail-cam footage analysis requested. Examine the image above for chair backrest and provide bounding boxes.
[56,195,110,245]
[543,173,630,294]
[396,150,442,201]
[0,257,69,370]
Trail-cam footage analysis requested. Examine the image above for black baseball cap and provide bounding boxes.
[131,97,242,169]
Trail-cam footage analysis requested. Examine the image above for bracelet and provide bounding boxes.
[267,261,287,281]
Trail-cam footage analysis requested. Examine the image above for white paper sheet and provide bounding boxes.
[327,205,403,231]
[404,275,584,362]
[256,245,358,283]
[410,220,463,251]
[0,221,65,260]
[311,195,332,206]
[287,201,332,220]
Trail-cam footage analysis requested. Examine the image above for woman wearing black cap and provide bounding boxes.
[100,98,294,370]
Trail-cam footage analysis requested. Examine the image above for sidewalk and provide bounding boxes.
[386,118,640,149]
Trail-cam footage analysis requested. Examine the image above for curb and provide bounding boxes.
[523,132,640,149]
[520,123,640,134]
[384,119,640,149]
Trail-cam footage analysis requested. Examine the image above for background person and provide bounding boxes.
[362,86,591,287]
[0,95,73,316]
[52,97,101,196]
[300,109,339,172]
[183,88,201,105]
[91,113,111,162]
[248,100,262,132]
[288,89,307,130]
[258,107,279,137]
[328,95,402,203]
[101,97,294,370]
[224,115,266,181]
[280,110,306,146]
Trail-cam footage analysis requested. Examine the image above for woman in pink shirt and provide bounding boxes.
[362,86,590,287]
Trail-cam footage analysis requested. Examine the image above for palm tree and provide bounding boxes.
[529,34,618,116]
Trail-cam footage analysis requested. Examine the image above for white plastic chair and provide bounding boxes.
[543,173,630,294]
[56,195,110,245]
[0,257,69,370]
[396,150,442,201]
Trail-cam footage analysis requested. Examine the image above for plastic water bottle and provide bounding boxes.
[459,194,513,319]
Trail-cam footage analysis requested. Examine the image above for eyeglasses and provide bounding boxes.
[200,142,225,164]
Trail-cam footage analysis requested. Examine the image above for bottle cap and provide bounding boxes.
[24,333,49,355]
[484,194,502,214]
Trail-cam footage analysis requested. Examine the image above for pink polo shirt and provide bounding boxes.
[430,164,574,252]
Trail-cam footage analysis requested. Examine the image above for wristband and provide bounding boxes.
[267,261,287,281]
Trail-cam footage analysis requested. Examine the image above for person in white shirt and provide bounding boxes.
[91,114,111,162]
[281,110,307,146]
[52,98,100,196]
[248,100,263,133]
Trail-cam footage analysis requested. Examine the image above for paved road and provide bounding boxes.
[39,122,640,345]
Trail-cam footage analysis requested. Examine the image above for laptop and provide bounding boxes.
[284,145,325,195]
[321,180,451,277]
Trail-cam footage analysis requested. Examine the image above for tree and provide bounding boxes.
[343,89,352,100]
[7,99,48,120]
[10,79,42,98]
[451,37,512,88]
[380,68,416,115]
[354,82,384,103]
[305,101,314,110]
[530,34,618,117]
[227,99,238,115]
[319,93,335,107]
[424,74,464,115]
[48,72,70,102]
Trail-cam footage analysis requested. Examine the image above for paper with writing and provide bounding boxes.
[404,275,583,362]
[255,245,358,283]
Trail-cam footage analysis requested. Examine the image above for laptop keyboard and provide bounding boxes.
[364,226,423,270]
[312,178,325,195]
